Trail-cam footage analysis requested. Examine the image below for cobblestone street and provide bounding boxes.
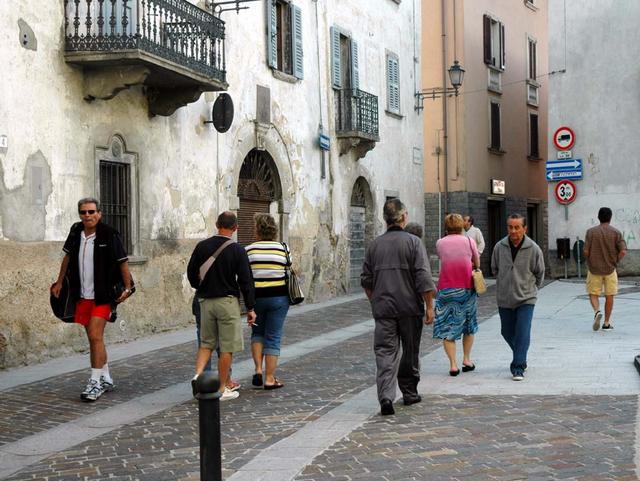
[1,280,639,481]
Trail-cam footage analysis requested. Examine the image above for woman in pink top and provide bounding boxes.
[434,214,480,376]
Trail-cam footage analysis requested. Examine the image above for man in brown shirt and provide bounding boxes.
[584,207,627,331]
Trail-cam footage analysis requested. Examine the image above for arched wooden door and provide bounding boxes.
[349,177,374,292]
[237,149,282,245]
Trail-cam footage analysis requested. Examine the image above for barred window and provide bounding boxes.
[95,135,140,258]
[100,160,131,252]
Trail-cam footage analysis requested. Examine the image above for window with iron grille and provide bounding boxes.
[100,160,132,253]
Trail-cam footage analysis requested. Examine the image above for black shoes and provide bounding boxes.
[602,324,614,331]
[403,395,422,406]
[252,373,263,387]
[380,399,395,416]
[462,364,476,372]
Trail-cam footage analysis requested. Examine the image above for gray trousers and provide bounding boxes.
[374,315,423,403]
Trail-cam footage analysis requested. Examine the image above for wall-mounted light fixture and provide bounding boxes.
[205,0,261,17]
[415,60,465,112]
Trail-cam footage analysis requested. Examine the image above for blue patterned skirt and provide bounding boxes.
[433,288,478,341]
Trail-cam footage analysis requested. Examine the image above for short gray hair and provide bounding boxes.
[78,197,101,212]
[404,222,423,239]
[383,198,407,226]
[508,213,526,227]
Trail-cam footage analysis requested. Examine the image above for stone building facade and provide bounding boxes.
[421,0,549,272]
[0,0,424,367]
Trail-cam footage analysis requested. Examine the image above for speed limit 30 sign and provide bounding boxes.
[554,180,577,204]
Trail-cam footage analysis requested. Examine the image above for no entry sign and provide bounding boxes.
[553,126,575,150]
[554,180,577,204]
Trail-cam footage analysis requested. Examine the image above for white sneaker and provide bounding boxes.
[220,387,239,401]
[100,375,115,392]
[81,378,105,402]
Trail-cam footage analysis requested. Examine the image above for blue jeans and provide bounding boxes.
[193,296,212,371]
[252,296,289,356]
[498,304,535,375]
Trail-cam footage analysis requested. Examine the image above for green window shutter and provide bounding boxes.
[387,55,400,113]
[267,0,278,68]
[330,26,342,89]
[292,5,303,79]
[350,39,359,90]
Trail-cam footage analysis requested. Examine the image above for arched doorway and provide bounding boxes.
[237,149,282,245]
[349,177,374,292]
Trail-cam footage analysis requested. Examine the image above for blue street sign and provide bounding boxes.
[546,158,582,181]
[319,133,330,151]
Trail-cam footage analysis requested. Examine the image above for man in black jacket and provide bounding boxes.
[187,211,256,401]
[51,197,132,402]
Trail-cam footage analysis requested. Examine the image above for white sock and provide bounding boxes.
[91,368,102,382]
[101,363,112,382]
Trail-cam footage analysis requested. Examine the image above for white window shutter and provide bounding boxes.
[387,55,400,113]
[350,39,359,90]
[292,5,303,79]
[500,23,506,69]
[267,0,278,68]
[330,26,341,89]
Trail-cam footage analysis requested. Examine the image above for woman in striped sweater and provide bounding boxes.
[246,214,291,390]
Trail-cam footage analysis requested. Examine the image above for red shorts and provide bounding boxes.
[75,299,111,326]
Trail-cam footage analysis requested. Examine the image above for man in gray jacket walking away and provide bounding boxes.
[491,213,545,381]
[361,199,436,415]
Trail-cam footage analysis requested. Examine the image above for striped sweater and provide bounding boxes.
[245,241,290,298]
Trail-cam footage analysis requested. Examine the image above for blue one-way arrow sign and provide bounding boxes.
[546,158,582,182]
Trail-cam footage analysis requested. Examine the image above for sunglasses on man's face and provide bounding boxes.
[79,210,97,215]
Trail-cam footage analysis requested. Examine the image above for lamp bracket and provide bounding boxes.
[206,0,260,17]
[414,87,460,112]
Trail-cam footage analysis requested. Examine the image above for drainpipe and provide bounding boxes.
[441,0,448,216]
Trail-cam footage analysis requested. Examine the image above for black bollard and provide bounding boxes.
[196,372,222,481]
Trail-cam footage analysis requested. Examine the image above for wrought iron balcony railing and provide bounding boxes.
[64,0,226,84]
[335,89,380,140]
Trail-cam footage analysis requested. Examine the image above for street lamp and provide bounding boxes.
[415,60,465,112]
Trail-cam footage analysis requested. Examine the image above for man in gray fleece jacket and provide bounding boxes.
[362,199,436,416]
[491,213,545,381]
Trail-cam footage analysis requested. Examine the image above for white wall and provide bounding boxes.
[548,0,640,254]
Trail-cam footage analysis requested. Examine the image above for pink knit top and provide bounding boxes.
[436,234,478,290]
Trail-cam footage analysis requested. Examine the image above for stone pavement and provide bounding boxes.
[0,280,639,481]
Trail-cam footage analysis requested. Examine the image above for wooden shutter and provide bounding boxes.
[350,39,359,90]
[483,15,491,65]
[237,198,270,246]
[330,26,342,89]
[490,102,501,150]
[267,0,278,68]
[387,54,400,113]
[500,23,506,69]
[530,113,539,158]
[292,5,303,79]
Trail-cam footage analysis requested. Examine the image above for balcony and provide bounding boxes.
[64,0,228,116]
[335,89,380,157]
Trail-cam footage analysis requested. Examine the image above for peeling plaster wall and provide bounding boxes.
[547,0,640,276]
[0,0,423,367]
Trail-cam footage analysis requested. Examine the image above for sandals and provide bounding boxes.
[264,379,284,390]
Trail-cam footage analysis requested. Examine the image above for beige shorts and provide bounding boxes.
[586,271,618,296]
[199,296,243,353]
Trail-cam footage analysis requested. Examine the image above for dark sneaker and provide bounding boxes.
[403,395,422,406]
[512,373,524,381]
[593,311,603,331]
[380,399,395,416]
[191,377,198,397]
[81,379,105,402]
[100,375,115,392]
[602,324,614,331]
